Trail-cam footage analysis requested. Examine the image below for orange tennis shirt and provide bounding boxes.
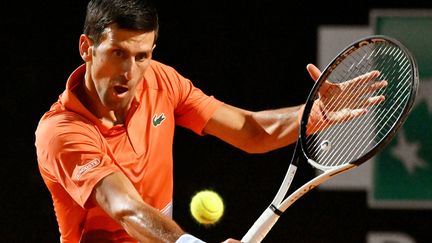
[35,60,223,242]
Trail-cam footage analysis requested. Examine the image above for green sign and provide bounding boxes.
[372,10,432,208]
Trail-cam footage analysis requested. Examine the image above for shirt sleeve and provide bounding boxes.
[174,78,223,135]
[148,62,223,135]
[36,113,119,208]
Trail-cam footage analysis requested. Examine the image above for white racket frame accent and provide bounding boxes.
[241,163,355,243]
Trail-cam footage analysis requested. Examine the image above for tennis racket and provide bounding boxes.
[241,35,419,243]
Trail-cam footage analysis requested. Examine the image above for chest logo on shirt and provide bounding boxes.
[152,113,166,127]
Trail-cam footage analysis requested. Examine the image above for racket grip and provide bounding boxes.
[241,206,280,243]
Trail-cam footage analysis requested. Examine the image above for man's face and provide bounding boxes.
[86,25,156,112]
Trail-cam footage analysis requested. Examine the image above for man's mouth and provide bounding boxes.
[114,85,129,95]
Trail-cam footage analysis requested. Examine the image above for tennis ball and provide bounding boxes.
[190,190,224,225]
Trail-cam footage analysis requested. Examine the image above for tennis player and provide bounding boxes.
[34,0,385,242]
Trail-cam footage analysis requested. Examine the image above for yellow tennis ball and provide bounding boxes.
[190,190,224,225]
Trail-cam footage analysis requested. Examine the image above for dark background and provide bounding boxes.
[3,0,432,242]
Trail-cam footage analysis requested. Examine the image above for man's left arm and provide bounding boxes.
[203,103,302,153]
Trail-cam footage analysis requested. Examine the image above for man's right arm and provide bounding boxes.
[90,171,185,242]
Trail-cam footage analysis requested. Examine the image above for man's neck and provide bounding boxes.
[75,81,126,128]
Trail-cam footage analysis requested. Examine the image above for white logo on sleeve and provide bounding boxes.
[76,158,101,179]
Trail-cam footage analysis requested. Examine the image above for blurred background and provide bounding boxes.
[2,0,432,242]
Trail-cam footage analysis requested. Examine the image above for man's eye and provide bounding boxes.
[113,50,124,57]
[136,53,149,62]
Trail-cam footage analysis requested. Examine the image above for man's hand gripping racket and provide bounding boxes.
[242,35,419,243]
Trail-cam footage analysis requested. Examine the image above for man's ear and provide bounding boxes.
[79,34,93,62]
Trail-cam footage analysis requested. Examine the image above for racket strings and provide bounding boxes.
[314,47,412,167]
[306,43,383,159]
[342,77,411,164]
[313,43,381,127]
[304,41,414,168]
[314,48,410,167]
[321,45,408,164]
[310,70,379,164]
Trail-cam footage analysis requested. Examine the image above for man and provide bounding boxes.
[35,0,386,242]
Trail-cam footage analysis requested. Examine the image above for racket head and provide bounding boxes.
[299,35,419,171]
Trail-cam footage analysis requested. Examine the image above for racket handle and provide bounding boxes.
[241,206,280,243]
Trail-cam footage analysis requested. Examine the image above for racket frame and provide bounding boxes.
[241,35,419,243]
[300,35,419,168]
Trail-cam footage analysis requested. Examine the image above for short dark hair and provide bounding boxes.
[84,0,159,45]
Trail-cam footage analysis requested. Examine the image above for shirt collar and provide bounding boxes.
[60,64,145,134]
[60,64,110,133]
